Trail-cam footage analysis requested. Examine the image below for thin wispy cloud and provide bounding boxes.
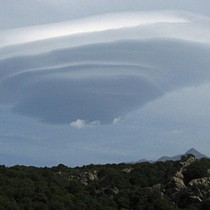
[0,11,189,47]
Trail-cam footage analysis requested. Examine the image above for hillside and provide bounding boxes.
[1,155,210,209]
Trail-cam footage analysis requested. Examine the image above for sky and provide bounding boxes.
[1,0,210,166]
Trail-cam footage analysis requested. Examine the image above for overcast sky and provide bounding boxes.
[1,0,210,166]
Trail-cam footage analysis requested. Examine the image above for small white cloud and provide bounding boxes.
[70,119,100,129]
[70,119,86,129]
[112,116,122,124]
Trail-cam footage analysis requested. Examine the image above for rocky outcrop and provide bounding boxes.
[68,170,98,185]
[170,175,186,191]
[154,155,210,207]
[188,177,210,201]
[79,170,98,185]
[164,155,196,196]
[189,177,210,188]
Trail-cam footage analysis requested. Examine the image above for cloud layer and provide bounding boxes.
[0,11,189,47]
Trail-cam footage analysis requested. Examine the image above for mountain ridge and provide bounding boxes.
[136,148,209,163]
[157,147,208,162]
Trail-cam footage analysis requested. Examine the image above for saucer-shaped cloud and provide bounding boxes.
[0,61,161,124]
[1,11,210,126]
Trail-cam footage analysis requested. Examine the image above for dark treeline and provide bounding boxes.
[0,157,210,210]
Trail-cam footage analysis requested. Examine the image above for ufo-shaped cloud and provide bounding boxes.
[1,11,210,126]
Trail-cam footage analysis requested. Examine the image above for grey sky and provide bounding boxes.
[1,0,210,166]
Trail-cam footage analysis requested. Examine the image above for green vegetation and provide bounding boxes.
[0,158,209,210]
[183,158,210,182]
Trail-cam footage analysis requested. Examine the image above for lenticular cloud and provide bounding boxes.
[1,11,210,126]
[0,11,188,47]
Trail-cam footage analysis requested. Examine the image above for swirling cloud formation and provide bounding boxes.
[1,11,210,126]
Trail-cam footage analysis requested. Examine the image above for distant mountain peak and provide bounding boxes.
[157,148,208,162]
[185,148,208,159]
[186,147,198,153]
